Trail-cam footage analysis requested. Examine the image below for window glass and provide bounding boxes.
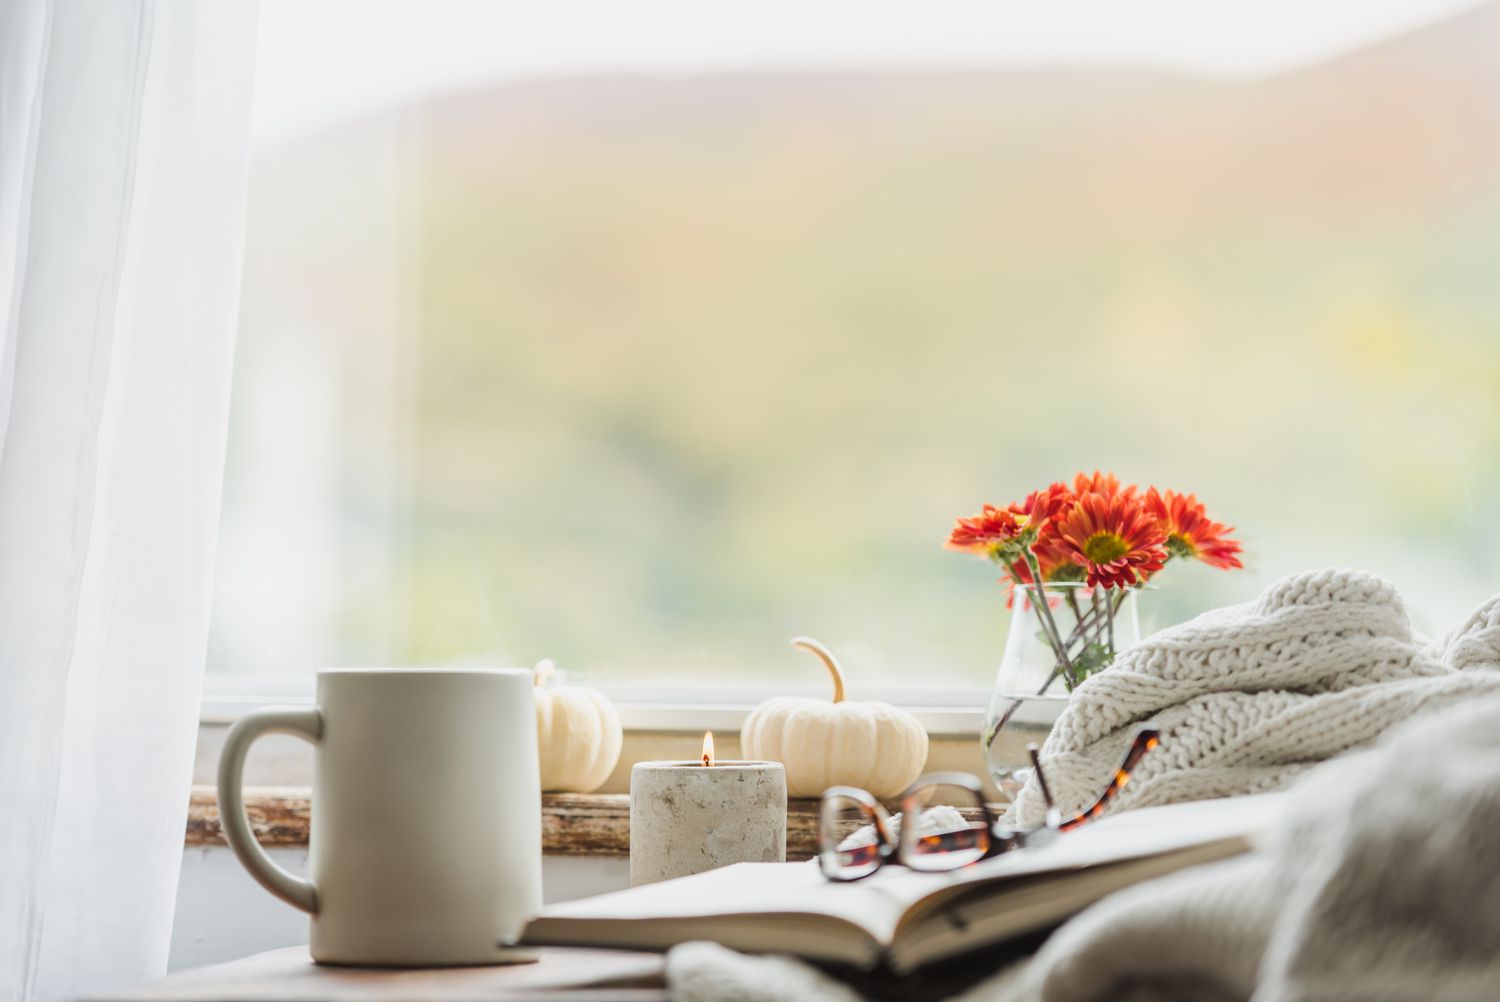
[210,1,1500,683]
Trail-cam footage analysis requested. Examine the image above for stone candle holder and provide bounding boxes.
[629,752,787,886]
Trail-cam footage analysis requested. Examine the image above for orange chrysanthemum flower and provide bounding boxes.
[1032,495,1077,576]
[1015,481,1074,525]
[1055,492,1167,589]
[945,504,1029,556]
[1073,470,1138,502]
[1145,488,1244,570]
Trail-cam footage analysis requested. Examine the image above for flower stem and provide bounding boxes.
[1021,551,1076,688]
[1031,665,1065,698]
[1064,588,1084,629]
[1002,560,1068,686]
[1105,585,1116,653]
[984,696,1022,749]
[1062,599,1106,651]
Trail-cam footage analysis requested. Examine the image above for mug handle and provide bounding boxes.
[216,707,322,914]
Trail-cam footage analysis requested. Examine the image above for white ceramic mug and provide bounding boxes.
[216,668,542,966]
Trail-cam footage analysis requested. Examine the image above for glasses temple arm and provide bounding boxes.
[1027,743,1062,829]
[1056,728,1161,832]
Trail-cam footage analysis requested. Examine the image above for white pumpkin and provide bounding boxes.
[741,638,929,799]
[534,661,623,794]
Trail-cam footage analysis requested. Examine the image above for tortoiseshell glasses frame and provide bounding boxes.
[817,727,1160,881]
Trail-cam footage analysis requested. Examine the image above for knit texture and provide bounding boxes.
[995,691,1500,1002]
[668,942,865,1002]
[1011,569,1500,828]
[665,572,1500,1002]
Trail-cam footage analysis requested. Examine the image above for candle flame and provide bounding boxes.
[701,730,715,767]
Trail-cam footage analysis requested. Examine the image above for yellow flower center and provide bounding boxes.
[1083,531,1130,565]
[1166,533,1198,559]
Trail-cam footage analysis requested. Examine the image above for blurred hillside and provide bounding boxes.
[217,3,1500,682]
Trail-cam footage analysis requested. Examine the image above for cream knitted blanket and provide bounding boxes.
[975,691,1500,1002]
[1011,568,1500,828]
[667,571,1500,1002]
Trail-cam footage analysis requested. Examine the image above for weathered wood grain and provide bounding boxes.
[542,793,630,857]
[188,786,992,860]
[188,786,311,848]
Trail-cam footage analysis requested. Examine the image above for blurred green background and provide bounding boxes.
[211,12,1500,684]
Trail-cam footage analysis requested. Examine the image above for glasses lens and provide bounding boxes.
[819,792,885,879]
[899,782,989,871]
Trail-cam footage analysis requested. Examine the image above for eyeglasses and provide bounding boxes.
[817,727,1160,881]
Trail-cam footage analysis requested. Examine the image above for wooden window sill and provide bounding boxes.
[185,786,836,860]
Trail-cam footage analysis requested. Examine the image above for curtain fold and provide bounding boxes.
[0,3,259,1000]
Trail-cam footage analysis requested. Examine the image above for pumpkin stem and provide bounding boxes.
[533,659,555,688]
[790,637,846,703]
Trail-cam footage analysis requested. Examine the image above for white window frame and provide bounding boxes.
[201,675,988,738]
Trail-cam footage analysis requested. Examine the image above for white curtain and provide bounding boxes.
[0,3,258,1000]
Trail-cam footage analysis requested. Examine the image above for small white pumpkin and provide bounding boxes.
[741,638,929,799]
[534,660,623,794]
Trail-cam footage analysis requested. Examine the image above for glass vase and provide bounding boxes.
[982,582,1141,803]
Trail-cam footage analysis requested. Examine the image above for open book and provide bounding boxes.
[522,793,1282,974]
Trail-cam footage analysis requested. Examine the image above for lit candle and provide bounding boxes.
[629,731,787,886]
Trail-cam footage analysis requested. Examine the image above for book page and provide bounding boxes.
[889,837,1254,972]
[527,792,1286,964]
[895,791,1286,933]
[536,860,953,946]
